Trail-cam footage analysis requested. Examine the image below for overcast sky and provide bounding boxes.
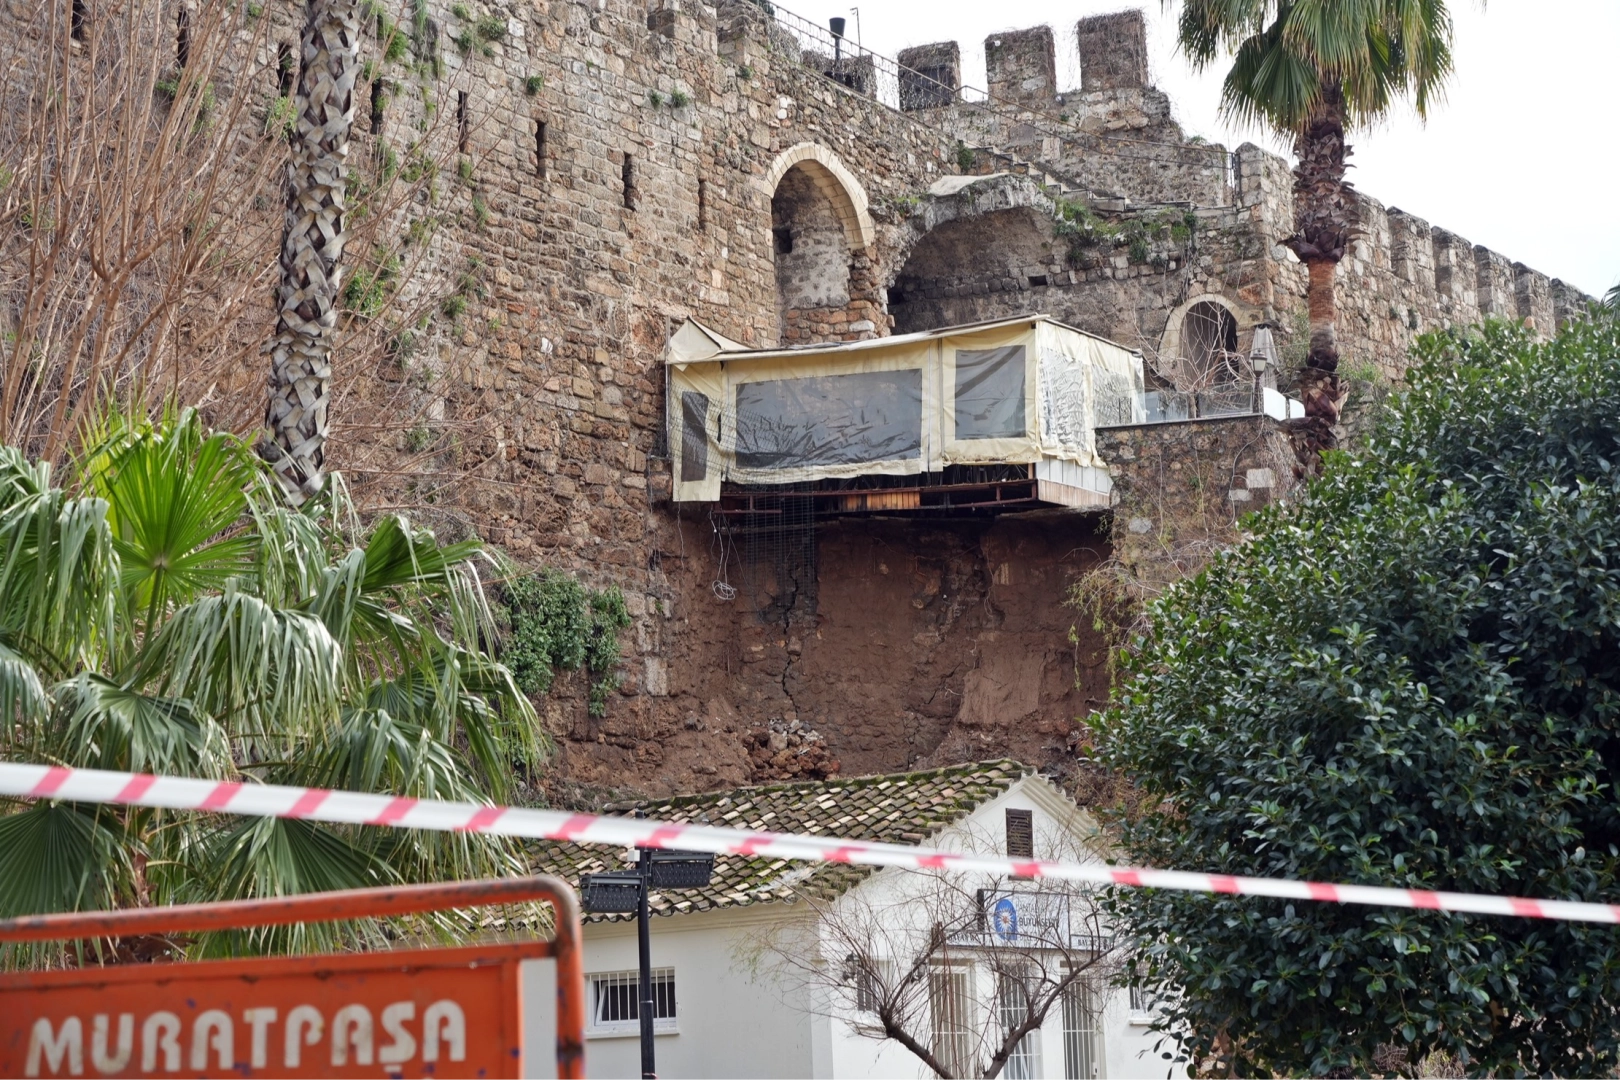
[809,0,1618,298]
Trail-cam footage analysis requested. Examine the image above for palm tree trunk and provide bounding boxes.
[1286,80,1353,460]
[262,0,360,504]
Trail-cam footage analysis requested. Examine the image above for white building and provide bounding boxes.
[523,760,1182,1080]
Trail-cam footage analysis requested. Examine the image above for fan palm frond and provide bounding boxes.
[82,409,264,636]
[0,449,117,673]
[51,674,232,778]
[130,586,343,743]
[1183,0,1456,132]
[179,814,397,957]
[0,638,49,731]
[0,412,548,954]
[0,801,132,920]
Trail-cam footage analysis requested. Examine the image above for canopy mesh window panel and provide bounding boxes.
[1093,368,1139,427]
[680,391,709,482]
[734,370,923,470]
[1040,348,1089,449]
[955,346,1026,439]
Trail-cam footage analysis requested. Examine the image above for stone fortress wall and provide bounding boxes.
[882,13,1586,375]
[12,0,1587,797]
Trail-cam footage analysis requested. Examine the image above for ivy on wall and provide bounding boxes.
[496,569,632,717]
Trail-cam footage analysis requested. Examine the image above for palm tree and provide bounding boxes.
[263,0,362,504]
[1173,0,1457,453]
[0,410,545,961]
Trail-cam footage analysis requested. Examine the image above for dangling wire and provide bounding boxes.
[709,509,738,601]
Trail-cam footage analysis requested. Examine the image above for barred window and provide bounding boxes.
[587,968,677,1036]
[844,954,892,1013]
[998,975,1042,1080]
[1063,977,1105,1079]
[929,966,976,1078]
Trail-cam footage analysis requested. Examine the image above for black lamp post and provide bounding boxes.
[581,832,715,1080]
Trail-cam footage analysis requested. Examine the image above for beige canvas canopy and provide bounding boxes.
[665,315,1145,505]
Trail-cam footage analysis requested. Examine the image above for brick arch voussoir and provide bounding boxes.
[1159,292,1256,367]
[761,142,875,252]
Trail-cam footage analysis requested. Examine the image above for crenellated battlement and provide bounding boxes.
[1076,11,1150,91]
[985,26,1058,109]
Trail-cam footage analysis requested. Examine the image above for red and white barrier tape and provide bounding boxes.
[2,762,1616,925]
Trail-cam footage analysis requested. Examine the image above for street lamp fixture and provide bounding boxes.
[581,842,716,1079]
[1249,324,1279,374]
[579,870,641,913]
[648,850,716,888]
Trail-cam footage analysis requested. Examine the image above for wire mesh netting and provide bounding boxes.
[730,485,819,623]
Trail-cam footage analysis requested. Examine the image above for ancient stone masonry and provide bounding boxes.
[1074,11,1148,93]
[7,0,1589,797]
[896,42,959,111]
[882,12,1587,379]
[985,27,1058,111]
[901,14,1230,207]
[1095,415,1298,605]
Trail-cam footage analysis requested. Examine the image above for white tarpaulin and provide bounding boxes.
[666,315,1145,503]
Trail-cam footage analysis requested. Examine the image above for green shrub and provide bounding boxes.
[404,424,433,452]
[1096,314,1620,1076]
[340,247,401,319]
[498,571,631,717]
[383,27,410,63]
[264,94,296,138]
[1052,197,1119,265]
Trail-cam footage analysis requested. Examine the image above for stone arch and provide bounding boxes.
[1158,292,1250,382]
[767,144,885,345]
[760,142,875,251]
[772,164,852,325]
[886,205,1056,334]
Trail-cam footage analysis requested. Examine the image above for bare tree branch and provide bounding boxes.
[746,821,1123,1079]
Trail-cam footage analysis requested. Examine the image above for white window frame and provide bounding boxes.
[845,954,894,1014]
[928,962,978,1079]
[1063,975,1106,1079]
[586,967,678,1038]
[1128,984,1160,1027]
[997,972,1043,1080]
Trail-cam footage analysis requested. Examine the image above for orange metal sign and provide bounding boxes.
[2,942,539,1078]
[0,878,584,1080]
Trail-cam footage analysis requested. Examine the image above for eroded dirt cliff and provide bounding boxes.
[542,511,1113,803]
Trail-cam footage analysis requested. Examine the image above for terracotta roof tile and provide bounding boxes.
[527,759,1030,922]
